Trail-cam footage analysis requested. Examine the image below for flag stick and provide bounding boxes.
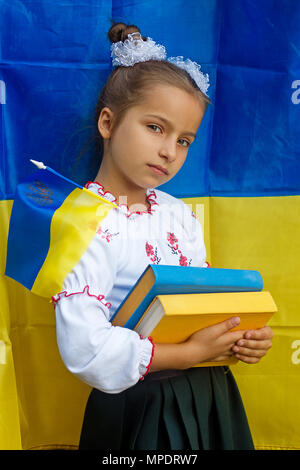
[29,159,117,206]
[30,159,83,188]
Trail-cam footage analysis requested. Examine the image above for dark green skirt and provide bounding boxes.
[79,367,254,450]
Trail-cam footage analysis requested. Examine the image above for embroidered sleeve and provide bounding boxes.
[52,229,154,394]
[139,336,155,380]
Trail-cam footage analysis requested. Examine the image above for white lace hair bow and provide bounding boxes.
[111,32,210,96]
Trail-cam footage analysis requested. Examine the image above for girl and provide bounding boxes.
[52,23,273,450]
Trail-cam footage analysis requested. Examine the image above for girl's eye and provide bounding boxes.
[148,124,161,133]
[178,139,191,148]
[147,125,191,147]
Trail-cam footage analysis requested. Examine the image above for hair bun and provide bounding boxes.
[107,22,146,43]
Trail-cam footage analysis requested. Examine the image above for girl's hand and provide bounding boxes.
[184,317,246,366]
[232,326,273,364]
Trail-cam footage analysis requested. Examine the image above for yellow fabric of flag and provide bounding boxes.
[32,187,115,298]
[205,195,300,450]
[0,194,299,449]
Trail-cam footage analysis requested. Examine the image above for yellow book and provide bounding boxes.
[134,291,277,367]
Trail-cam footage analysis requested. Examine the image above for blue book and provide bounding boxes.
[111,264,263,330]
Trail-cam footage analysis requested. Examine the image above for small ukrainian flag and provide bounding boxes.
[5,160,116,298]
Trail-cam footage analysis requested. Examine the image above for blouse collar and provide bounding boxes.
[84,181,158,218]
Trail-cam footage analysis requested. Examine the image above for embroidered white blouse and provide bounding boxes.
[53,182,208,394]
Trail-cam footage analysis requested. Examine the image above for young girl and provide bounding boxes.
[52,23,273,450]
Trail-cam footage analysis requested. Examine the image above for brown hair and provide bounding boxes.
[72,22,212,176]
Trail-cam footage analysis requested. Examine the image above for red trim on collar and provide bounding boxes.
[84,181,158,218]
[84,181,117,203]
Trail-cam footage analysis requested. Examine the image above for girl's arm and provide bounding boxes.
[53,233,155,395]
[150,319,274,372]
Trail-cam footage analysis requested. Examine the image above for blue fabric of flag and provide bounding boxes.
[5,169,77,291]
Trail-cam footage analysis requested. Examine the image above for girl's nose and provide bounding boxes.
[159,138,177,162]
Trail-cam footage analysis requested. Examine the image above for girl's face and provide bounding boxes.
[98,84,206,193]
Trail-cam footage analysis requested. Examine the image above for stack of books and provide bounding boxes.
[111,265,276,366]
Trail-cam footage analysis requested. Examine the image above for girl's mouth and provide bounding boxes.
[148,164,169,175]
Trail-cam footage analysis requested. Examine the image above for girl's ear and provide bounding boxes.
[97,107,115,139]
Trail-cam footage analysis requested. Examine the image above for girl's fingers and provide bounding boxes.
[244,326,274,341]
[236,338,272,351]
[231,326,273,364]
[233,353,261,364]
[232,344,268,358]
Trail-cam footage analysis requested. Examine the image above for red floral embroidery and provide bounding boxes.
[97,226,119,243]
[179,254,188,266]
[167,232,178,246]
[166,231,192,266]
[51,285,112,309]
[145,242,161,264]
[145,241,154,257]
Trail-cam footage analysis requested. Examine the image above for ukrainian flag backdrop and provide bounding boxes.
[1,0,299,449]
